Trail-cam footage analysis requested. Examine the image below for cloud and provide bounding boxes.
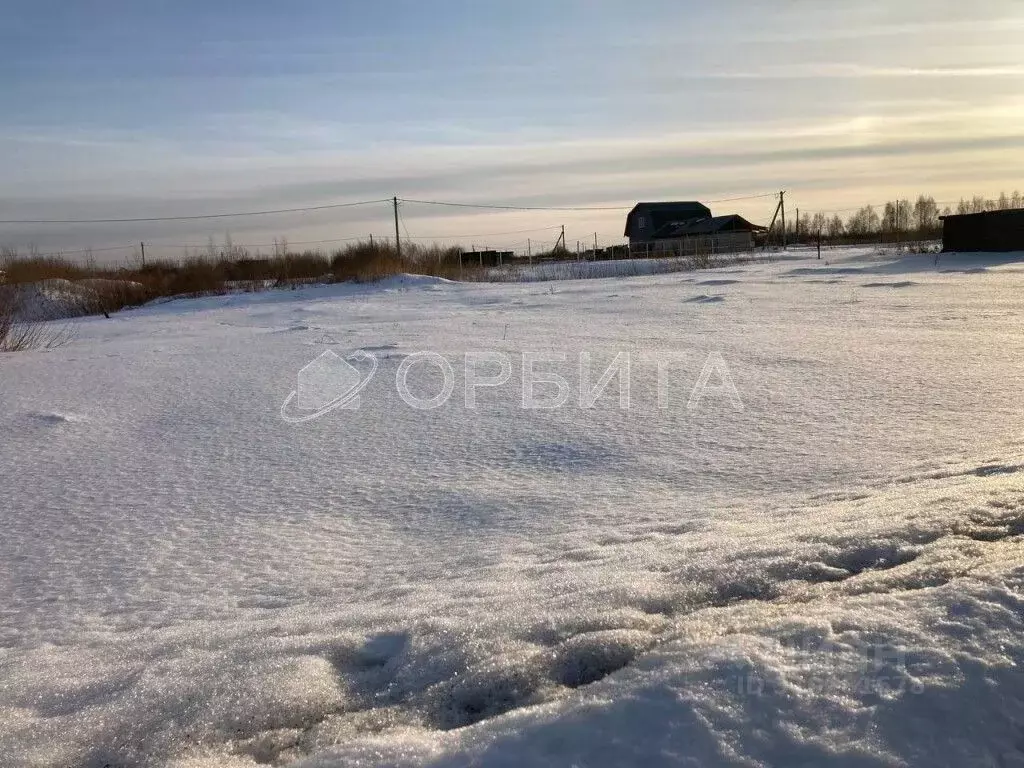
[703,64,1024,80]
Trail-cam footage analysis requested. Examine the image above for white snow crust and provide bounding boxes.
[4,248,1024,766]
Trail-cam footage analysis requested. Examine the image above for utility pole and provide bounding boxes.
[778,191,786,249]
[140,241,146,268]
[527,238,532,265]
[393,196,401,259]
[594,232,598,259]
[559,225,565,251]
[795,208,800,243]
[369,234,374,247]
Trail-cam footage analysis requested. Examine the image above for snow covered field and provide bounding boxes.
[4,248,1024,767]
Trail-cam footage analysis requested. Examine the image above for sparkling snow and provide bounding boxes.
[4,249,1024,766]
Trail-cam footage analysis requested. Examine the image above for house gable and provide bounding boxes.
[624,202,711,241]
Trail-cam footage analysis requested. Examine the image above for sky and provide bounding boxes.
[1,0,1023,260]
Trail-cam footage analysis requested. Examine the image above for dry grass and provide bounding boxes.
[0,290,75,352]
[1,255,90,284]
[0,240,481,323]
[0,238,700,326]
[0,237,753,323]
[330,241,468,282]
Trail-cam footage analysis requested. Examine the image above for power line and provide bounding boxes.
[26,244,139,255]
[0,198,390,225]
[169,235,388,252]
[398,198,629,212]
[398,203,412,244]
[10,234,392,260]
[2,192,778,227]
[399,193,777,212]
[6,190,999,229]
[402,225,564,240]
[704,193,779,203]
[229,234,385,248]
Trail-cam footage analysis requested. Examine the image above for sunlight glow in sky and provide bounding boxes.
[1,0,1022,258]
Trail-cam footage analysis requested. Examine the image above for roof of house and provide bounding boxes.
[624,201,711,236]
[654,214,765,238]
[939,207,1024,221]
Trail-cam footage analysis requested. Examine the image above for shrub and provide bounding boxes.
[331,241,405,282]
[330,241,471,282]
[0,255,89,284]
[0,289,75,352]
[0,239,476,322]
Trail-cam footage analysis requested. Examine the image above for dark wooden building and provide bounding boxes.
[624,202,711,245]
[624,201,765,254]
[941,208,1024,252]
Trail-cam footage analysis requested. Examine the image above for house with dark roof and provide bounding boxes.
[624,201,766,255]
[624,202,711,245]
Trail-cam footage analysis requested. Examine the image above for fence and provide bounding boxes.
[627,232,755,260]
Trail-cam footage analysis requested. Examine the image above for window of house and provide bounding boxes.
[637,216,646,230]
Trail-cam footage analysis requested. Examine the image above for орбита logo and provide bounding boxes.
[280,349,378,423]
[280,348,744,424]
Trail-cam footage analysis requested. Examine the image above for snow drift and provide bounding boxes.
[3,248,1024,766]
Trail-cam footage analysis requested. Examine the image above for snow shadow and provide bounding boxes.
[782,251,1024,279]
[860,281,917,289]
[388,489,540,538]
[331,626,658,734]
[507,439,626,473]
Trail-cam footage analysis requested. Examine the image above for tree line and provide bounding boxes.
[788,190,1023,245]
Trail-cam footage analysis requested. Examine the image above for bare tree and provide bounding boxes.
[847,205,880,238]
[957,196,990,214]
[913,196,939,235]
[882,202,897,233]
[810,212,827,237]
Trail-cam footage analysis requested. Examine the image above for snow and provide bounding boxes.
[3,248,1024,766]
[485,250,802,282]
[0,278,146,321]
